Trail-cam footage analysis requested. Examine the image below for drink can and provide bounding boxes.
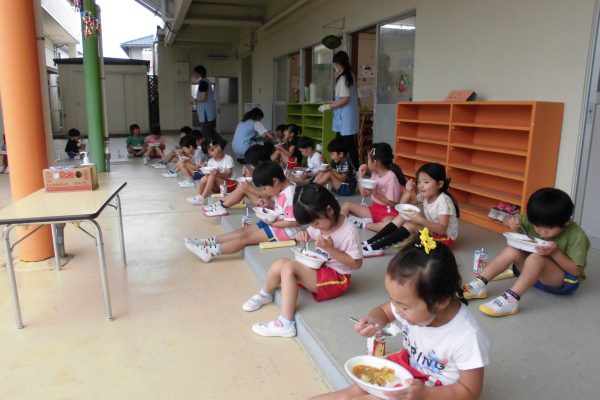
[473,248,488,275]
[220,182,227,197]
[366,333,386,357]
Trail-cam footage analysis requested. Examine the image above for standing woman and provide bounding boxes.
[190,65,216,138]
[318,51,360,168]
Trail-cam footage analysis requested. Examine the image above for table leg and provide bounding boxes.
[116,194,127,266]
[89,220,113,320]
[3,225,24,328]
[50,223,61,271]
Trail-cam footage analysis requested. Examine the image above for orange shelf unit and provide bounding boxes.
[395,101,563,233]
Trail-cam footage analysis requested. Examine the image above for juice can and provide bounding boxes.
[220,182,227,197]
[473,248,488,275]
[242,207,251,227]
[366,333,386,357]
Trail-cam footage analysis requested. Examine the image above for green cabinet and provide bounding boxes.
[286,103,335,161]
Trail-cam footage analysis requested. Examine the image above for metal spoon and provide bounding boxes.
[348,316,396,337]
[519,221,535,241]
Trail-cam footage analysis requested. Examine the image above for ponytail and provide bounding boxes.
[332,51,354,88]
[369,143,407,186]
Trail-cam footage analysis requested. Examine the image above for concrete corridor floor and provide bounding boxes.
[0,145,330,399]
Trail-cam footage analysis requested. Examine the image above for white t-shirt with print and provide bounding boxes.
[207,154,234,174]
[391,303,489,386]
[274,184,298,239]
[423,192,458,240]
[306,216,362,275]
[307,151,324,170]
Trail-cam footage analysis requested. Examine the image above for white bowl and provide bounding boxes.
[200,166,217,174]
[148,142,160,147]
[237,176,253,183]
[395,204,420,218]
[358,178,378,190]
[291,247,327,269]
[132,146,143,150]
[252,206,281,223]
[503,232,550,253]
[292,169,305,177]
[312,163,330,172]
[344,355,412,399]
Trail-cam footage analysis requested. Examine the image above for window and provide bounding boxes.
[311,39,343,102]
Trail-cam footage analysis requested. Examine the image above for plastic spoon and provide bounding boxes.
[348,316,396,336]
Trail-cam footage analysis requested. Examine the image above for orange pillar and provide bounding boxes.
[0,0,53,261]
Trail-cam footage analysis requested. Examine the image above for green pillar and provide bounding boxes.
[81,0,106,171]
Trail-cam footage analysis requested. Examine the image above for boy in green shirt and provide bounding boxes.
[463,188,590,317]
[126,123,146,158]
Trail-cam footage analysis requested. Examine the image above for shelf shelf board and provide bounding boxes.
[449,142,527,156]
[397,118,449,125]
[459,206,507,233]
[304,113,322,117]
[451,182,521,205]
[302,124,324,129]
[395,152,446,164]
[448,162,525,181]
[451,122,530,131]
[397,136,447,146]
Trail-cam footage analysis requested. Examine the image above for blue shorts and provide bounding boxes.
[331,182,355,196]
[66,151,79,159]
[256,220,276,241]
[512,264,580,295]
[193,171,204,180]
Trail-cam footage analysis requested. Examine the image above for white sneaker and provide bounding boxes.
[143,157,149,165]
[242,293,274,312]
[252,319,296,337]
[187,195,206,205]
[463,278,489,300]
[479,292,519,317]
[362,243,384,258]
[204,202,228,217]
[178,180,196,188]
[185,241,217,263]
[153,162,167,169]
[184,236,216,247]
[348,216,371,229]
[161,171,177,178]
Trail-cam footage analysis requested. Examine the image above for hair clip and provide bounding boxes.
[417,228,437,254]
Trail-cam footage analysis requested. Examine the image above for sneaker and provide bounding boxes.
[187,195,206,205]
[153,162,167,169]
[348,216,365,229]
[178,180,196,188]
[143,157,149,165]
[204,202,228,217]
[479,293,519,317]
[362,243,384,258]
[252,319,296,337]
[127,153,134,159]
[463,278,489,299]
[184,236,216,247]
[242,293,274,312]
[161,171,177,178]
[184,241,217,262]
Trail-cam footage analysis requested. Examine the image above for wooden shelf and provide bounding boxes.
[450,142,527,156]
[397,136,447,145]
[452,122,530,131]
[448,162,525,181]
[287,103,335,161]
[451,182,521,205]
[397,119,449,126]
[396,152,445,164]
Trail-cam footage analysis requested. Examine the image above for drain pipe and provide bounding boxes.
[97,5,111,171]
[258,0,311,32]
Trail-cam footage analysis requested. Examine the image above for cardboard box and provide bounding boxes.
[43,165,98,192]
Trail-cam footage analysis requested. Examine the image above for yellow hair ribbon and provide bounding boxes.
[418,228,437,254]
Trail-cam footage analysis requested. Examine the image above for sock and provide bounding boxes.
[220,200,228,209]
[277,315,294,327]
[505,289,521,301]
[259,289,273,299]
[371,226,411,250]
[366,222,399,245]
[476,276,489,285]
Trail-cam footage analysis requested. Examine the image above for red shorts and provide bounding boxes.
[386,350,443,386]
[210,178,238,193]
[368,202,399,223]
[431,232,455,248]
[313,266,352,302]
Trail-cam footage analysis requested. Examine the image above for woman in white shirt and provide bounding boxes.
[318,51,360,168]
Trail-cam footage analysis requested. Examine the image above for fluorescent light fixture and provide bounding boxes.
[382,24,415,30]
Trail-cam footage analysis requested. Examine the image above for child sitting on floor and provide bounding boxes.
[203,144,273,217]
[242,184,363,338]
[184,161,300,262]
[271,123,302,166]
[126,123,146,158]
[65,128,86,159]
[153,125,193,169]
[361,162,459,257]
[313,137,356,196]
[289,137,325,184]
[310,232,489,400]
[341,143,407,232]
[463,187,590,317]
[143,124,165,165]
[184,137,233,195]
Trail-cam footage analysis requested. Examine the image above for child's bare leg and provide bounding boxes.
[263,259,317,320]
[197,175,209,195]
[155,148,164,158]
[127,146,135,155]
[201,175,216,197]
[479,246,528,283]
[510,254,567,295]
[365,215,395,232]
[136,146,147,156]
[312,171,330,185]
[162,150,175,162]
[217,225,268,254]
[271,150,281,162]
[308,384,370,400]
[177,160,192,178]
[341,202,371,218]
[222,185,246,207]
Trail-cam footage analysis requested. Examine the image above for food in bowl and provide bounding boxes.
[291,247,327,269]
[352,365,397,387]
[312,163,329,172]
[292,169,305,177]
[395,204,420,218]
[200,166,217,174]
[237,176,253,183]
[252,206,281,223]
[503,232,550,254]
[358,178,378,190]
[344,355,412,399]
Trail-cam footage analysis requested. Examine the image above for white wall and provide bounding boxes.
[250,0,596,192]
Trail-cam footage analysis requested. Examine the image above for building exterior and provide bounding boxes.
[120,34,155,74]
